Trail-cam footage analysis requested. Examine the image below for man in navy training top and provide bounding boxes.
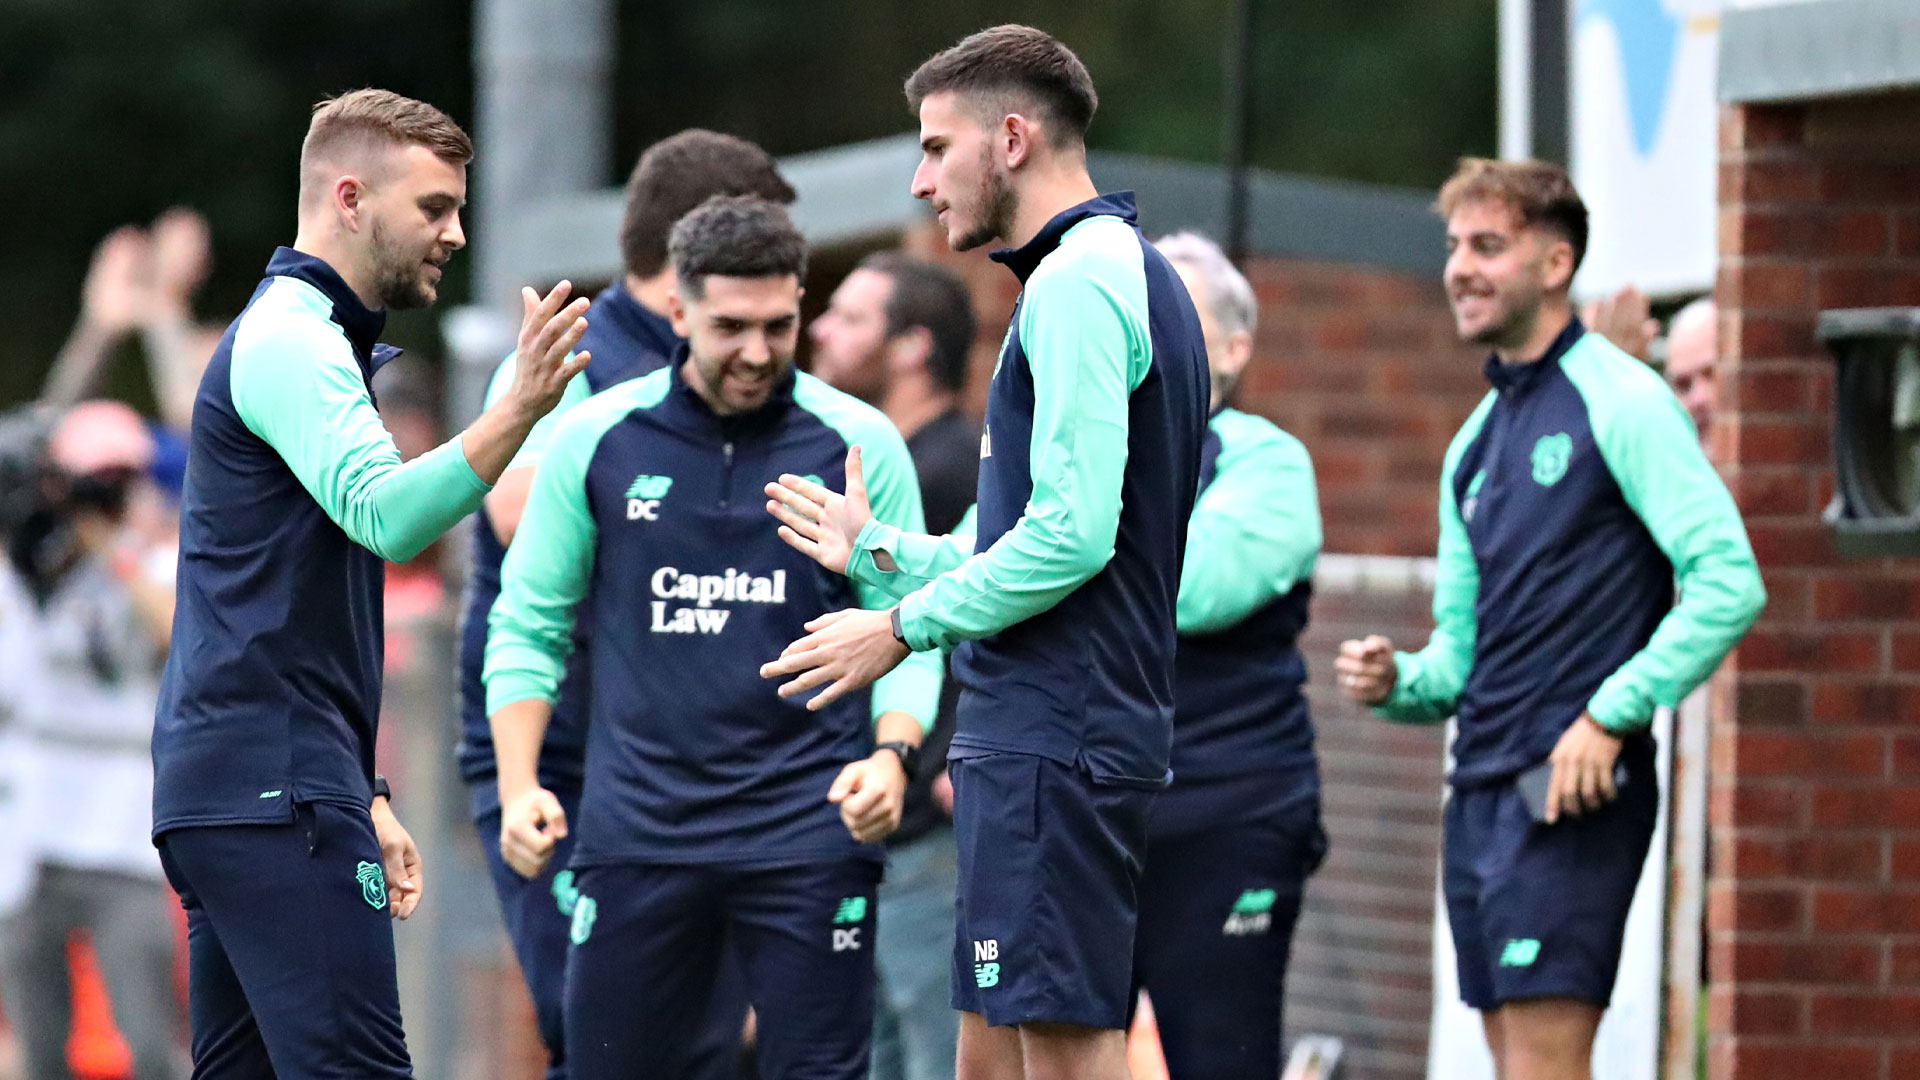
[1133,231,1328,1080]
[485,195,942,1080]
[1337,159,1764,1080]
[150,89,591,1079]
[458,129,794,1080]
[761,25,1210,1080]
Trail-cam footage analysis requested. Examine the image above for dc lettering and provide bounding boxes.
[833,928,862,952]
[627,499,661,521]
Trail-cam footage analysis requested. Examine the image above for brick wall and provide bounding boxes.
[902,223,1484,558]
[1713,90,1920,1080]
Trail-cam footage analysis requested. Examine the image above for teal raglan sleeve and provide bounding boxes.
[890,240,1151,652]
[482,391,630,714]
[484,350,593,475]
[1571,353,1767,732]
[230,313,489,563]
[1176,414,1321,634]
[1377,395,1495,724]
[794,379,944,733]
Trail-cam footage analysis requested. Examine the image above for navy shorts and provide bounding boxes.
[564,858,879,1080]
[949,751,1156,1030]
[1443,743,1659,1010]
[158,801,411,1080]
[473,785,581,1080]
[1132,805,1326,1080]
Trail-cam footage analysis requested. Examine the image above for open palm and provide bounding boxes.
[764,445,874,575]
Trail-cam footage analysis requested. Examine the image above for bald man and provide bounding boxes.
[1665,298,1717,443]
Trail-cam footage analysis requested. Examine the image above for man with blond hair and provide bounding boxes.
[151,89,589,1078]
[1336,159,1763,1080]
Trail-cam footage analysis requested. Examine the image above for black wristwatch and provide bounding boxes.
[874,740,921,777]
[889,606,907,644]
[372,774,392,802]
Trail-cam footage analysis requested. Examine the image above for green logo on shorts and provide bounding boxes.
[552,870,580,917]
[1531,433,1573,486]
[974,962,1001,988]
[570,895,599,945]
[1499,938,1541,967]
[832,897,868,925]
[355,861,387,910]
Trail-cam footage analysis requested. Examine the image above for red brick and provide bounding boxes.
[1728,313,1820,361]
[1817,210,1895,258]
[1736,368,1820,416]
[1721,833,1881,881]
[1744,521,1836,569]
[1717,1039,1879,1077]
[1812,682,1920,725]
[1732,417,1831,467]
[1733,732,1883,778]
[1892,940,1920,983]
[1731,466,1816,515]
[1894,735,1920,779]
[1809,990,1920,1036]
[1724,261,1813,308]
[1713,783,1808,830]
[1812,885,1920,932]
[1816,264,1920,309]
[1725,213,1818,260]
[1897,632,1920,672]
[1722,159,1822,206]
[1710,882,1807,931]
[1738,105,1808,150]
[1756,570,1812,621]
[1742,629,1881,673]
[1895,1047,1920,1079]
[1891,837,1920,879]
[1708,985,1806,1036]
[1736,678,1810,726]
[1897,211,1920,258]
[1813,576,1920,622]
[1811,784,1920,828]
[1819,160,1920,202]
[1710,936,1881,984]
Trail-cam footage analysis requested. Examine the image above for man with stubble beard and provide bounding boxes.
[151,89,589,1080]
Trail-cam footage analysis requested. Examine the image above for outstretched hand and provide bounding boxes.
[765,445,873,575]
[508,281,593,420]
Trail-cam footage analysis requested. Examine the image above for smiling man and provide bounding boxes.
[485,195,939,1080]
[761,26,1209,1080]
[1335,159,1763,1080]
[151,90,590,1079]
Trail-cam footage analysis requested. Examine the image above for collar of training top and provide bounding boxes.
[265,246,389,362]
[596,279,681,359]
[990,191,1139,284]
[1481,314,1586,397]
[666,341,799,431]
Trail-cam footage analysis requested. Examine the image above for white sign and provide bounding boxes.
[1569,0,1727,300]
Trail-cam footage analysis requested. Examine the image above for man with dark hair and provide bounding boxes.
[457,130,792,1080]
[808,254,977,1080]
[486,195,940,1080]
[1338,158,1764,1080]
[152,89,589,1079]
[762,26,1210,1080]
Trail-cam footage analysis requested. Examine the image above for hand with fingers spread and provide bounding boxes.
[760,607,908,711]
[508,281,594,421]
[1335,635,1397,706]
[1543,713,1622,824]
[371,795,424,920]
[499,785,570,880]
[765,445,874,575]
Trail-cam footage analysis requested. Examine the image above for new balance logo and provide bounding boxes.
[649,567,787,635]
[974,962,1000,987]
[972,939,1001,986]
[1223,888,1277,936]
[1499,938,1541,967]
[626,474,673,521]
[833,897,868,925]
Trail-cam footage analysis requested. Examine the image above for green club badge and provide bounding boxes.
[356,861,388,910]
[1531,433,1573,487]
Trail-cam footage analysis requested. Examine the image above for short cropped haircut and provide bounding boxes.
[1436,157,1590,271]
[620,131,796,280]
[1153,232,1257,338]
[905,24,1098,148]
[302,89,472,174]
[859,253,977,394]
[668,196,807,300]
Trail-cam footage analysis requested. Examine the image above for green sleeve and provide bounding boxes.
[895,226,1151,652]
[1176,412,1321,633]
[847,518,976,602]
[1377,394,1495,725]
[1565,341,1767,732]
[483,381,657,714]
[485,350,593,474]
[791,377,943,733]
[230,313,489,563]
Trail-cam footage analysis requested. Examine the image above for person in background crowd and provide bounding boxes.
[1663,298,1718,445]
[809,253,978,1080]
[0,401,184,1080]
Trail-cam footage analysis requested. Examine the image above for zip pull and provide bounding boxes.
[719,441,736,507]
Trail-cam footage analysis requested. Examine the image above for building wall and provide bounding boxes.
[1713,89,1920,1080]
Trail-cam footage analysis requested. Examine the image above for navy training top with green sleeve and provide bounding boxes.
[1378,318,1766,788]
[484,355,942,867]
[1153,408,1322,838]
[153,248,493,836]
[456,282,679,811]
[845,192,1211,787]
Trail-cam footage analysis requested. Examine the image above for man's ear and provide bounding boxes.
[1002,112,1039,171]
[667,285,691,337]
[885,326,935,377]
[332,175,368,232]
[1542,236,1577,294]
